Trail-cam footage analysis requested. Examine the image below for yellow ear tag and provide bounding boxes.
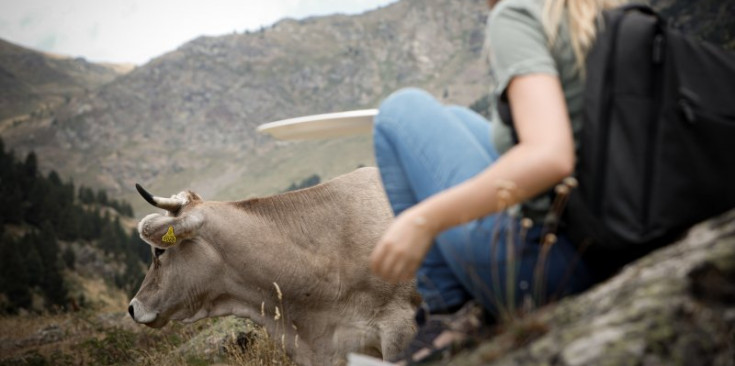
[162,226,177,244]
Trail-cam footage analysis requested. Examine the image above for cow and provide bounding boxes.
[128,167,419,365]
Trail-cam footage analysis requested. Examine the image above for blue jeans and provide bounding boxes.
[373,88,591,318]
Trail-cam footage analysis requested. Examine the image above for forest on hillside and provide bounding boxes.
[0,137,148,314]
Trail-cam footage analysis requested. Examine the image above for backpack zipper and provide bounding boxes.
[592,13,627,216]
[642,33,666,234]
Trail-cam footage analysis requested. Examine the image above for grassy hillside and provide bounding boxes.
[0,39,129,123]
[0,294,294,366]
[0,138,145,315]
[0,138,297,365]
[0,0,491,213]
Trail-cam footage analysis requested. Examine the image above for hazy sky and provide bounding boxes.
[0,0,398,65]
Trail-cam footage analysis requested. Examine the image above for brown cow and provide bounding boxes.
[128,167,419,365]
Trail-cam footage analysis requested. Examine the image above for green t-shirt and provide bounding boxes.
[487,0,585,219]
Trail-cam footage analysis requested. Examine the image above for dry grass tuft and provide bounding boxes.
[0,310,295,366]
[222,327,296,366]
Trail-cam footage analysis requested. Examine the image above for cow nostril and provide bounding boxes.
[128,304,135,319]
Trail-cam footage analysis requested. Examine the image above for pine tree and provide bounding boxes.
[25,179,50,225]
[48,170,62,186]
[79,208,96,241]
[0,235,32,313]
[24,242,45,288]
[122,251,144,295]
[36,222,68,308]
[0,186,23,224]
[64,180,75,205]
[124,202,135,217]
[0,138,10,182]
[99,218,119,254]
[62,247,76,270]
[89,208,103,238]
[36,223,60,273]
[58,205,81,240]
[78,185,95,205]
[130,228,151,264]
[96,189,108,206]
[24,151,38,179]
[0,144,145,309]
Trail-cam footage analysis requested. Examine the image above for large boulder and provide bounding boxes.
[448,208,735,366]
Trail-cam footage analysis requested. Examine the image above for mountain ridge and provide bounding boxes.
[1,0,491,212]
[0,38,129,123]
[0,0,732,215]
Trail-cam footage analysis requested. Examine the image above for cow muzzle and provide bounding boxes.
[128,298,162,327]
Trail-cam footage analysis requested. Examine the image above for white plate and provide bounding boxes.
[256,109,378,140]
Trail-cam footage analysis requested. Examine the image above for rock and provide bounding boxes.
[445,208,735,366]
[12,324,65,349]
[36,325,64,344]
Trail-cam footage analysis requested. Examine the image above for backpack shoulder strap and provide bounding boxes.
[495,4,665,133]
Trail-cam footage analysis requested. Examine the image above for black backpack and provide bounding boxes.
[499,5,735,277]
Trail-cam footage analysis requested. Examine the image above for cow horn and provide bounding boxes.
[135,184,183,212]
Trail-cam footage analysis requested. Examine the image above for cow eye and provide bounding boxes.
[154,248,166,258]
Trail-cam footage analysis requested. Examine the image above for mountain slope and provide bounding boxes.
[1,0,732,213]
[0,39,129,122]
[0,0,491,211]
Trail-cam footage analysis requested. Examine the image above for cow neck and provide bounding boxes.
[211,186,352,305]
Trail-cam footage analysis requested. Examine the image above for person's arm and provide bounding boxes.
[370,73,574,283]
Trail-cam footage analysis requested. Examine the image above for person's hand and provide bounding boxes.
[370,210,437,283]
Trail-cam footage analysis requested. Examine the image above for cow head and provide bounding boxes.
[128,184,223,328]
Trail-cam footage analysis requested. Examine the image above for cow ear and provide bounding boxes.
[173,212,203,242]
[138,212,203,249]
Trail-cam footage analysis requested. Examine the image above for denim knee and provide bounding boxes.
[375,88,439,135]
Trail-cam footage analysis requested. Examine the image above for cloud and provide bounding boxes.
[87,23,99,41]
[19,15,35,29]
[35,34,57,51]
[0,0,397,65]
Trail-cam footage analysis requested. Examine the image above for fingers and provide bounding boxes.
[370,219,430,284]
[369,239,392,281]
[370,240,404,283]
[370,239,415,284]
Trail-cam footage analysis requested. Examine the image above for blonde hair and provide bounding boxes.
[541,0,629,70]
